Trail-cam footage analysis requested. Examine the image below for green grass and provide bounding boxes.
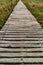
[22,0,43,28]
[0,0,19,29]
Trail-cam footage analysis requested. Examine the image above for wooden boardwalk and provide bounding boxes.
[0,0,43,65]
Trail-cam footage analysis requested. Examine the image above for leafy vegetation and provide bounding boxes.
[0,0,18,29]
[22,0,43,28]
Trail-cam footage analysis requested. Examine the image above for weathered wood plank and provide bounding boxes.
[0,58,43,63]
[0,32,43,35]
[0,53,43,57]
[5,33,43,35]
[0,38,43,41]
[2,35,43,38]
[0,30,43,33]
[0,31,43,33]
[0,40,43,44]
[0,43,42,48]
[0,48,42,52]
[6,28,42,30]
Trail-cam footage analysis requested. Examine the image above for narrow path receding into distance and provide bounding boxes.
[0,0,43,65]
[2,0,41,31]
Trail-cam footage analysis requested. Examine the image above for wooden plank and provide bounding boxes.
[0,28,41,30]
[0,32,43,35]
[0,32,43,34]
[0,58,43,63]
[0,43,42,48]
[2,35,43,38]
[0,48,42,52]
[0,40,43,44]
[1,31,43,35]
[1,28,43,30]
[7,29,42,30]
[0,30,43,33]
[1,31,43,33]
[0,32,43,36]
[0,53,43,57]
[0,38,43,41]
